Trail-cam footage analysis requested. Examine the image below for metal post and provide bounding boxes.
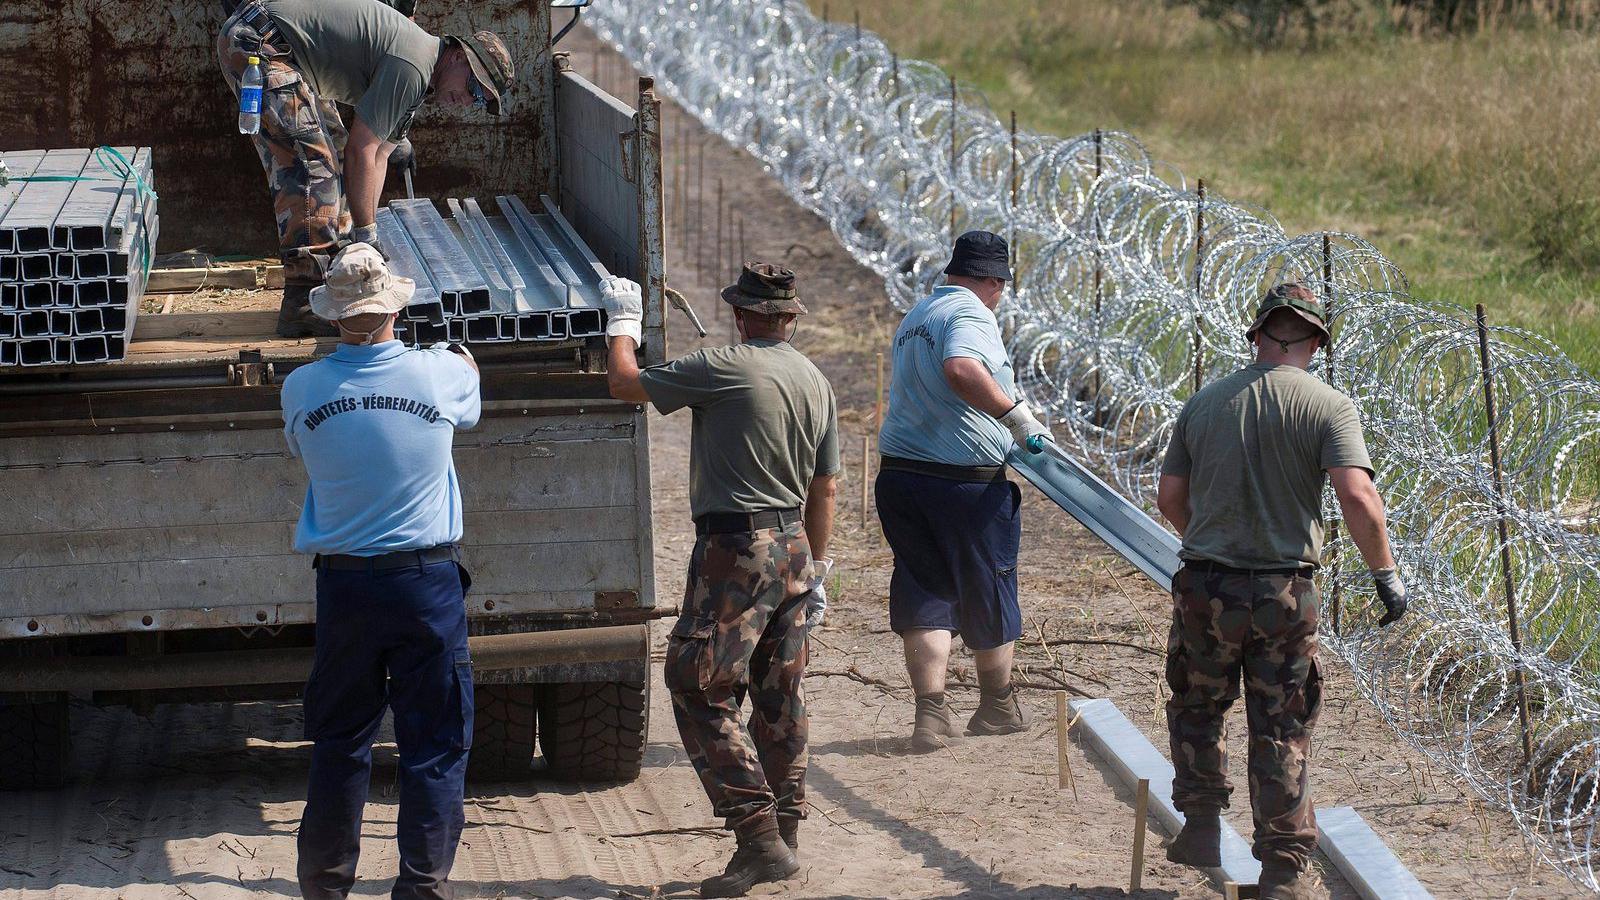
[696,139,706,284]
[1009,110,1019,299]
[716,177,724,286]
[1092,129,1104,411]
[1474,303,1534,768]
[1192,179,1206,394]
[1322,233,1343,634]
[949,75,959,241]
[861,433,870,530]
[738,217,746,275]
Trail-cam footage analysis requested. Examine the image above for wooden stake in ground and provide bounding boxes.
[860,433,871,530]
[875,351,885,430]
[1055,691,1078,801]
[1130,778,1150,892]
[1223,883,1260,899]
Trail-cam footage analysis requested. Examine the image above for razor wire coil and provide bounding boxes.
[588,1,1600,890]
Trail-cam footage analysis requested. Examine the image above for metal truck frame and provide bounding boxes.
[0,9,668,789]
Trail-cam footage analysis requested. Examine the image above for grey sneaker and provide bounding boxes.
[911,695,961,753]
[965,685,1028,736]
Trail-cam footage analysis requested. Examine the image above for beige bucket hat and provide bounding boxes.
[310,243,416,321]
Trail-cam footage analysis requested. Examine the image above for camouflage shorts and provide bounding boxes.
[1165,563,1324,870]
[217,7,351,283]
[664,523,812,838]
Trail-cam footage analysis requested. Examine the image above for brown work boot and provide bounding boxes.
[1165,813,1221,867]
[699,833,799,898]
[777,817,798,851]
[1259,859,1322,900]
[276,283,338,339]
[965,684,1028,736]
[911,693,961,753]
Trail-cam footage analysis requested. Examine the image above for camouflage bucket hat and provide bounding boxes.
[721,262,809,316]
[1245,282,1330,343]
[454,30,514,116]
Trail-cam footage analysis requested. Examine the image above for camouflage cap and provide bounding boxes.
[721,262,809,316]
[453,30,514,116]
[1245,282,1330,343]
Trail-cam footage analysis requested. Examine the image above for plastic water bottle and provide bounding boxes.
[238,56,263,135]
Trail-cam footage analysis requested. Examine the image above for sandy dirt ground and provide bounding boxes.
[0,27,1586,900]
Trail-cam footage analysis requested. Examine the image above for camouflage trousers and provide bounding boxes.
[1165,563,1324,870]
[664,523,813,839]
[217,5,351,285]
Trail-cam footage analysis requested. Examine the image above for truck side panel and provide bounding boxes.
[0,403,652,638]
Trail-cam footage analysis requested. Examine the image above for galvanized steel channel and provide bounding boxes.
[0,147,156,366]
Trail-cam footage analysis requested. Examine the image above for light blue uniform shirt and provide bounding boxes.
[281,341,481,556]
[878,284,1018,467]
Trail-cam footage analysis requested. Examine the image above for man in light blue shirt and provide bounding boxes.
[279,243,480,900]
[875,230,1052,754]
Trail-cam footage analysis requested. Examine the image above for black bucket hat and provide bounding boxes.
[721,262,808,316]
[944,230,1013,282]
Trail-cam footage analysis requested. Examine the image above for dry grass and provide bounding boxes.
[822,0,1600,371]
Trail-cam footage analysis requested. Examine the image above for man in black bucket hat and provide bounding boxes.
[600,263,840,895]
[876,230,1053,755]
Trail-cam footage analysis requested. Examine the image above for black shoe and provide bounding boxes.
[778,817,798,851]
[699,835,799,898]
[1165,813,1221,867]
[965,684,1028,736]
[276,284,338,339]
[911,695,962,753]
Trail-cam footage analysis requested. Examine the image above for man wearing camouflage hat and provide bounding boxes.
[1155,283,1407,900]
[601,263,839,897]
[217,0,514,338]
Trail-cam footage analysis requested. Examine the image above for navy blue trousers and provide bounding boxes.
[297,558,473,900]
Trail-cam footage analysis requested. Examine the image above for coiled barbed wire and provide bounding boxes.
[588,1,1600,890]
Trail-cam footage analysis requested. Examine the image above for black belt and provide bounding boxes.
[1183,559,1316,578]
[695,508,802,536]
[314,544,460,572]
[879,454,1006,483]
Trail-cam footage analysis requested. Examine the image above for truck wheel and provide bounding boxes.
[538,680,649,782]
[0,695,71,790]
[466,684,537,783]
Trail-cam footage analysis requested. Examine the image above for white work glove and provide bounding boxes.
[804,557,832,630]
[600,275,643,344]
[997,400,1052,453]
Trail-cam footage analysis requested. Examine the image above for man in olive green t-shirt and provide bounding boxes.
[1155,283,1407,900]
[216,0,515,337]
[601,263,838,897]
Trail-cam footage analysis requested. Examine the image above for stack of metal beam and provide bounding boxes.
[377,194,609,345]
[0,148,158,366]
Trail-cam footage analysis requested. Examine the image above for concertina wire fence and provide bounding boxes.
[587,1,1600,889]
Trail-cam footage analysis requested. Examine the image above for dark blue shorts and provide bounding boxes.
[875,468,1023,652]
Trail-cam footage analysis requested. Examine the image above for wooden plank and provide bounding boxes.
[146,266,258,292]
[133,310,282,341]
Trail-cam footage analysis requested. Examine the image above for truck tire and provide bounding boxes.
[0,695,71,790]
[538,680,648,783]
[467,683,538,783]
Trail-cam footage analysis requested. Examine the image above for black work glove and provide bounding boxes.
[388,138,415,171]
[1371,567,1407,627]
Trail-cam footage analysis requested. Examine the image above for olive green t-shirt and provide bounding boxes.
[640,340,841,519]
[265,0,441,142]
[1161,363,1372,569]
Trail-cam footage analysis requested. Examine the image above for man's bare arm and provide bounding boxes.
[1156,474,1191,536]
[345,119,395,228]
[804,474,837,562]
[1329,466,1395,570]
[605,336,651,403]
[942,357,1014,417]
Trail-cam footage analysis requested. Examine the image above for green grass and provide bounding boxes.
[823,1,1600,373]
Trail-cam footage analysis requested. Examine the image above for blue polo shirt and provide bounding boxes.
[281,341,480,556]
[878,285,1018,466]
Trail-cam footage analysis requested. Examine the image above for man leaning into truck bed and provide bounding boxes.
[216,0,514,338]
[601,264,840,897]
[279,242,482,900]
